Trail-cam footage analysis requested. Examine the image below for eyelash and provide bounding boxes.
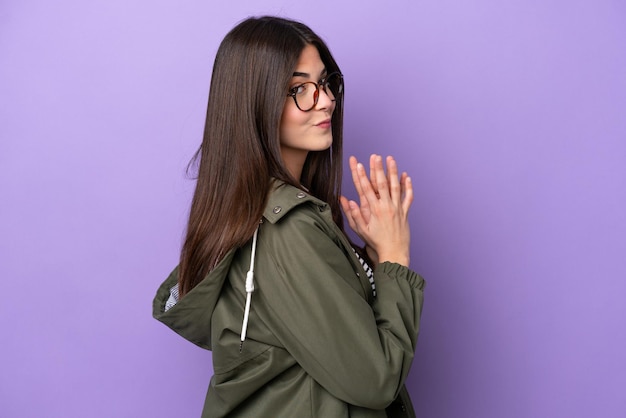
[289,75,328,93]
[289,85,306,95]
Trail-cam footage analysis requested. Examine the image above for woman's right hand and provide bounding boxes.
[340,155,413,267]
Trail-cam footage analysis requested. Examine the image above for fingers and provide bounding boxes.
[370,155,391,203]
[387,156,401,204]
[347,154,412,216]
[348,156,362,196]
[357,160,382,207]
[340,195,367,234]
[369,155,379,197]
[339,196,355,230]
[401,173,413,214]
[348,156,372,224]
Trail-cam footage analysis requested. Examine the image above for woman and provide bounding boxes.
[153,16,425,418]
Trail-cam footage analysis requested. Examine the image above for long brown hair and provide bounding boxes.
[178,16,345,296]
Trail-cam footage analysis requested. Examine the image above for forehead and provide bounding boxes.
[293,44,325,75]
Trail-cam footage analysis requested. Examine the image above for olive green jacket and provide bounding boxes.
[153,181,426,417]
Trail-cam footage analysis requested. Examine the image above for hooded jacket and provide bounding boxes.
[153,181,426,417]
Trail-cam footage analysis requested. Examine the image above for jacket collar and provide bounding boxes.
[263,180,328,224]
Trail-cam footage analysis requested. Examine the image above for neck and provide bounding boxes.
[280,148,307,183]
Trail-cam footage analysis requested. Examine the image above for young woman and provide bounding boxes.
[153,16,425,418]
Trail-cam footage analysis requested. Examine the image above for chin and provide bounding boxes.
[316,135,333,150]
[314,142,332,152]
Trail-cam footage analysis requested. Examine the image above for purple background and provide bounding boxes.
[1,1,625,417]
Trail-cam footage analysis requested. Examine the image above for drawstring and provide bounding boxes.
[240,226,259,353]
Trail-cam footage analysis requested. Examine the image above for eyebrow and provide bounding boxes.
[292,69,327,79]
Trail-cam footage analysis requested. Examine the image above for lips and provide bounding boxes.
[315,119,332,129]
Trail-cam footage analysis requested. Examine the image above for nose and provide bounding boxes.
[315,86,334,111]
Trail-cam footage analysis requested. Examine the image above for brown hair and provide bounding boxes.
[178,16,345,296]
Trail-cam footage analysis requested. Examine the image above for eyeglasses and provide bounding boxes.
[287,72,344,112]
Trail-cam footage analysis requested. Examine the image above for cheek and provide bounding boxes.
[280,105,307,142]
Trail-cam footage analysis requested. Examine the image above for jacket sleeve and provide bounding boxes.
[253,211,425,409]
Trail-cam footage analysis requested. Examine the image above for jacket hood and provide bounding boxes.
[152,250,236,350]
[152,181,323,350]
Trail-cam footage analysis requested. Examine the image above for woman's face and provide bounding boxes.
[279,44,336,179]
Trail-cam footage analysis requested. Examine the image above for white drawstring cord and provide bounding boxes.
[240,227,259,352]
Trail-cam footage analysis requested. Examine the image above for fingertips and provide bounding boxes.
[387,157,400,199]
[387,156,398,176]
[369,154,377,182]
[369,154,377,166]
[357,162,371,186]
[374,155,382,170]
[339,195,349,211]
[340,196,357,226]
[347,200,365,228]
[399,172,407,189]
[402,176,414,212]
[341,196,359,213]
[349,156,358,171]
[373,155,388,193]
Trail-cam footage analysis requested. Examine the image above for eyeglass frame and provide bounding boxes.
[286,72,344,112]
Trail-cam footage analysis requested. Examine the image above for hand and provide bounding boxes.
[340,154,413,267]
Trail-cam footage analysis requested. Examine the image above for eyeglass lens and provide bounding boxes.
[294,73,343,111]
